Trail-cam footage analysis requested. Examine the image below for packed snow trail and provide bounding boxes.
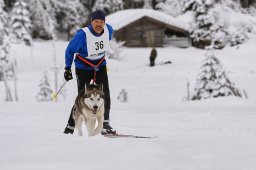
[0,100,256,170]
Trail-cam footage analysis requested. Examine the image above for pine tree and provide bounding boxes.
[0,39,16,81]
[106,38,125,59]
[0,0,8,45]
[28,0,59,39]
[0,36,18,101]
[183,0,228,49]
[228,27,248,46]
[0,0,18,101]
[107,0,124,13]
[66,0,85,38]
[143,0,153,9]
[156,0,185,17]
[93,0,124,15]
[3,0,16,11]
[191,51,242,100]
[10,0,32,46]
[93,0,106,12]
[117,89,128,102]
[0,0,8,80]
[57,0,88,39]
[36,71,54,102]
[0,38,14,101]
[81,0,97,24]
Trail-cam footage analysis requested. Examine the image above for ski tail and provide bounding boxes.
[103,133,157,139]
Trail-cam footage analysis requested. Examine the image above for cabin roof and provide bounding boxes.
[106,9,190,33]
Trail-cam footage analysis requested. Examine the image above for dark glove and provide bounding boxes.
[64,67,73,81]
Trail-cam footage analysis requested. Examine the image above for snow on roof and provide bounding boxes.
[106,9,190,32]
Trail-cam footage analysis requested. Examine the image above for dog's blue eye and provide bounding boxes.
[90,98,93,101]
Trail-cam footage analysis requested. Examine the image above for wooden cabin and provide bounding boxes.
[106,9,191,47]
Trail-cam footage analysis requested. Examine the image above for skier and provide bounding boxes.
[63,10,116,135]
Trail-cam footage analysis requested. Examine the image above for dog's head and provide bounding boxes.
[83,84,104,114]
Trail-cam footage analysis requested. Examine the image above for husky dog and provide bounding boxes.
[72,84,104,136]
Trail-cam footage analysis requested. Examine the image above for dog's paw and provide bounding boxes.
[78,131,83,136]
[88,133,94,136]
[92,131,101,136]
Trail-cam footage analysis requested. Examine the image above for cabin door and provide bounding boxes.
[145,30,155,47]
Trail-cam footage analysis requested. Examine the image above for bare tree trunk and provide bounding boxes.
[186,79,190,100]
[5,83,13,101]
[1,64,13,101]
[30,44,34,60]
[14,76,18,101]
[13,61,18,101]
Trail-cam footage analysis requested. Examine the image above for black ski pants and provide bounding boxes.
[67,65,111,127]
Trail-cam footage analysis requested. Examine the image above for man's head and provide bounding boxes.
[91,10,105,34]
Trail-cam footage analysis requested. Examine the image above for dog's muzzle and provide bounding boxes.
[92,105,98,114]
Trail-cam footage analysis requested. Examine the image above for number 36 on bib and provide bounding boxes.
[82,25,110,59]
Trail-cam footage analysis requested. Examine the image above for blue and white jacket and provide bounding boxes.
[65,24,114,70]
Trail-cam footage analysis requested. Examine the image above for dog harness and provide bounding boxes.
[76,54,105,83]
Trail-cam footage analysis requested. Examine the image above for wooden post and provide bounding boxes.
[186,79,190,100]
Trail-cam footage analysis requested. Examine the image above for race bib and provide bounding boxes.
[82,25,110,60]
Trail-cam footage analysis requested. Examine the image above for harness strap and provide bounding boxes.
[76,54,105,83]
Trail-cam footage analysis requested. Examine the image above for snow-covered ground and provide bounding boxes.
[0,35,256,170]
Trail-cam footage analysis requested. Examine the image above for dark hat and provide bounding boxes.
[91,10,105,22]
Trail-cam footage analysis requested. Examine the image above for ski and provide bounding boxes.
[103,133,157,139]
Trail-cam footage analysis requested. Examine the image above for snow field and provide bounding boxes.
[0,35,256,170]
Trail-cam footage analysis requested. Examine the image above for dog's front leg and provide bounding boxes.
[76,116,83,136]
[92,115,103,136]
[86,118,96,136]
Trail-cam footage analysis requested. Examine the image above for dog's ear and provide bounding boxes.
[84,93,90,98]
[97,86,101,91]
[86,84,95,91]
[78,89,85,96]
[97,83,103,91]
[87,85,92,91]
[100,92,105,99]
[82,90,89,98]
